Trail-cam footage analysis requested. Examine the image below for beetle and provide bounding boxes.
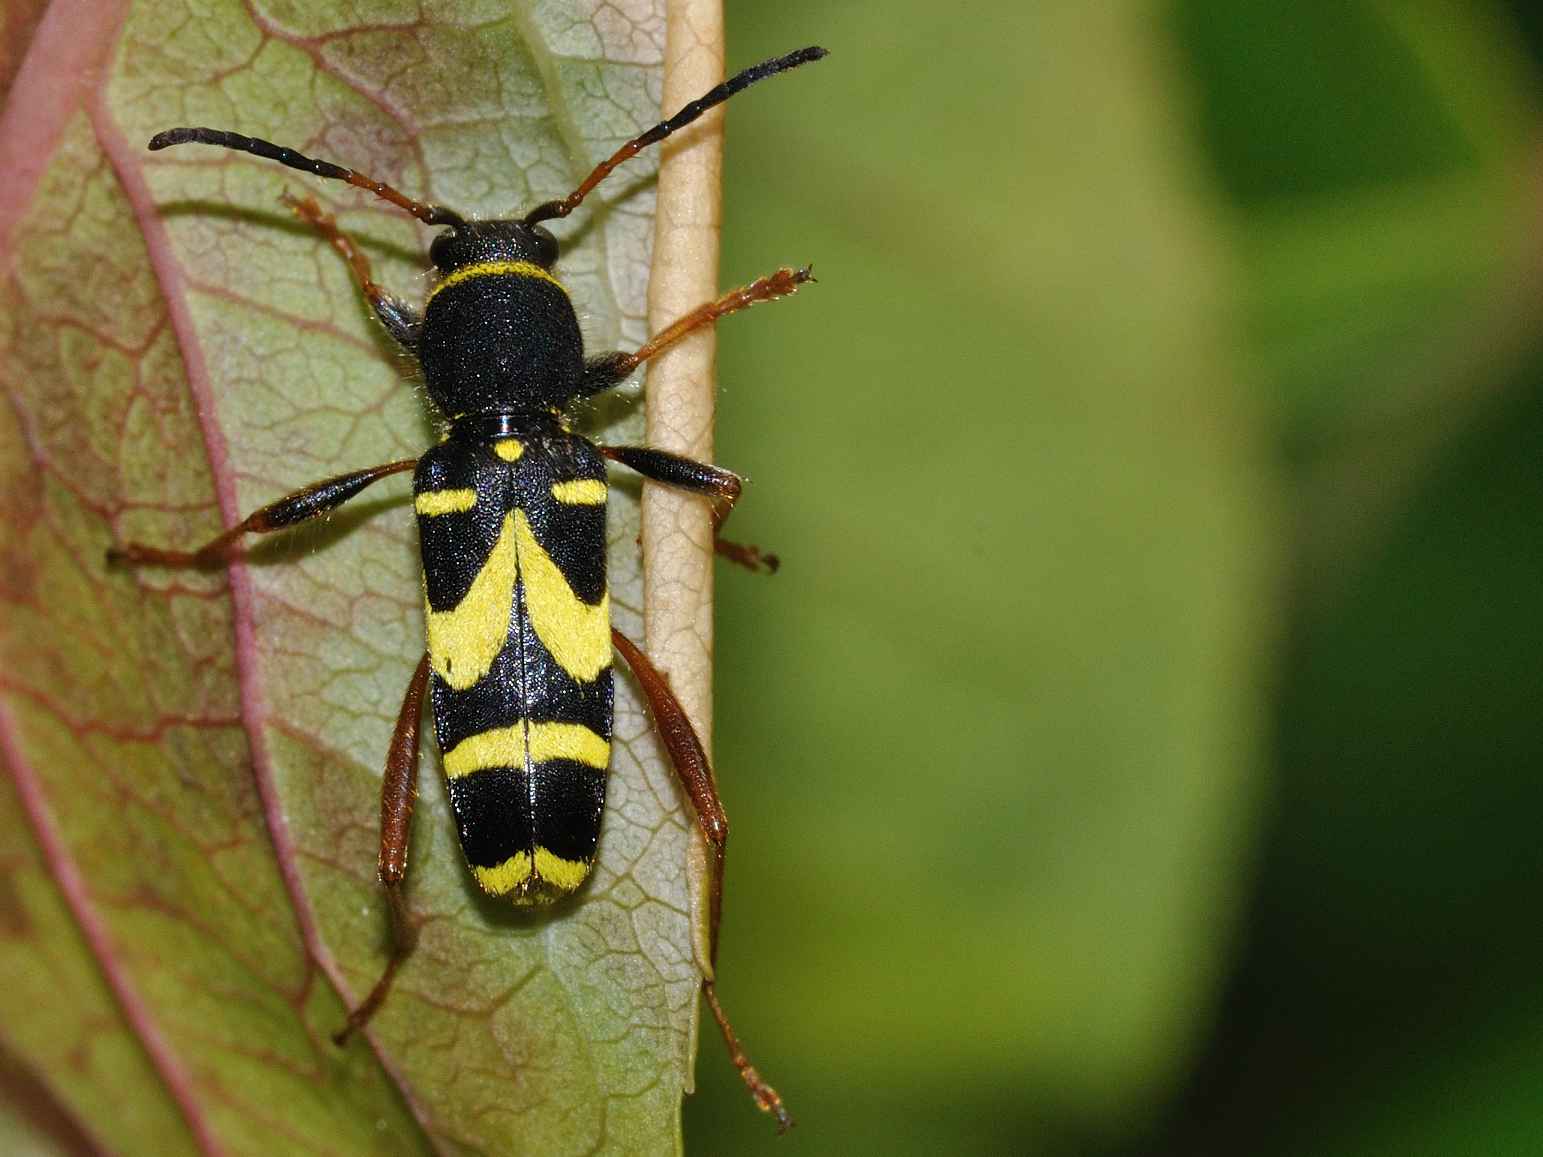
[107,45,826,1130]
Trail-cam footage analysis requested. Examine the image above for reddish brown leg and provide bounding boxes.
[610,627,792,1132]
[601,446,780,575]
[335,652,430,1044]
[583,266,814,394]
[106,459,416,568]
[284,194,423,349]
[712,538,780,575]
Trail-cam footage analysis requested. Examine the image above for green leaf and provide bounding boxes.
[1177,1,1543,598]
[0,2,707,1152]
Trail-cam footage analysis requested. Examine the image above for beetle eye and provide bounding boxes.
[429,231,455,268]
[532,226,558,267]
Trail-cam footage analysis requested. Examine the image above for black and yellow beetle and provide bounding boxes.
[108,45,825,1130]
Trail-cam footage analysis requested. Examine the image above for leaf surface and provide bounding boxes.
[0,2,702,1153]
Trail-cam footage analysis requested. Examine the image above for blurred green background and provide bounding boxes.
[687,3,1543,1153]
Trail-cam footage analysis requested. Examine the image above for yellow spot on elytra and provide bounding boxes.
[414,488,477,516]
[493,439,524,462]
[427,260,566,304]
[550,479,607,505]
[442,721,610,779]
[533,848,591,891]
[474,853,532,894]
[514,509,610,682]
[425,513,516,691]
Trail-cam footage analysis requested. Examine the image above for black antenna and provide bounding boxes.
[523,45,828,226]
[146,128,467,228]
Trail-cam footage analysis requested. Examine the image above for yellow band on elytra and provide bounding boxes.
[550,479,607,505]
[473,848,591,896]
[414,488,476,516]
[442,721,611,779]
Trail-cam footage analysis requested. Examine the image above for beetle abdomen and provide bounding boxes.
[416,429,612,903]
